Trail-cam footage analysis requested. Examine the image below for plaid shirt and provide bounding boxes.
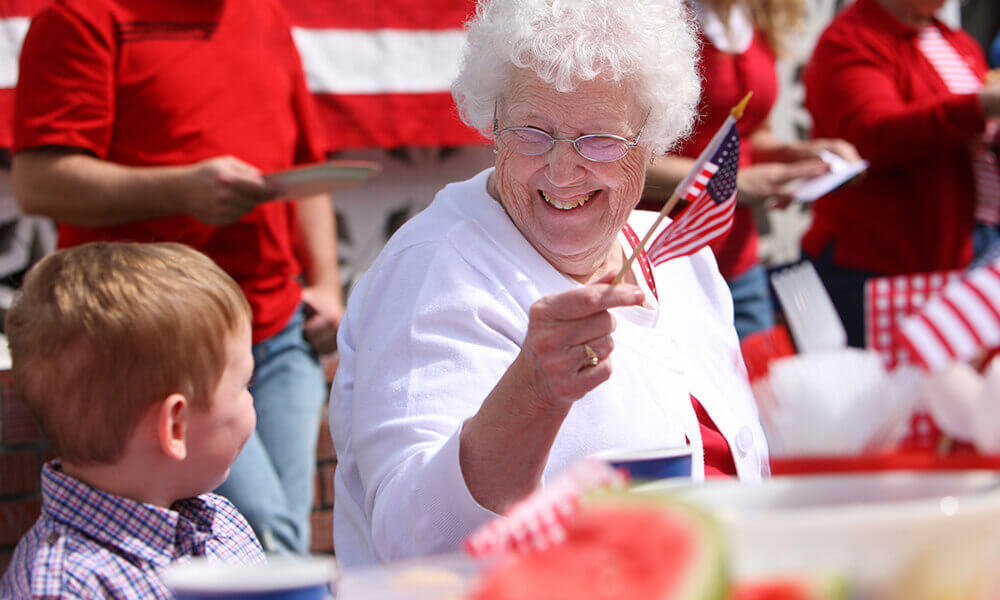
[0,461,264,599]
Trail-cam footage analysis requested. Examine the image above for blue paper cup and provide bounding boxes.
[162,557,338,600]
[593,445,693,481]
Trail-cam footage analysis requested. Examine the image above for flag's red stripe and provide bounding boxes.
[0,1,45,16]
[987,263,1000,282]
[652,215,732,262]
[665,200,735,245]
[939,294,987,348]
[965,274,1000,326]
[314,92,485,152]
[659,211,731,255]
[663,193,721,235]
[657,194,733,239]
[668,196,729,233]
[898,323,933,371]
[281,0,476,31]
[660,190,733,240]
[0,4,482,151]
[916,312,959,362]
[649,201,734,262]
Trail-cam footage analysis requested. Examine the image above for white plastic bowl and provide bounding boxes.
[634,471,1000,595]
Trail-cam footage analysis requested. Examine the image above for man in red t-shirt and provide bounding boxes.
[13,0,342,554]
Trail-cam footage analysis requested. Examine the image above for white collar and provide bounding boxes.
[693,1,754,54]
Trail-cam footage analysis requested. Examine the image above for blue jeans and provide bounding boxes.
[727,264,775,340]
[215,306,325,554]
[972,222,1000,267]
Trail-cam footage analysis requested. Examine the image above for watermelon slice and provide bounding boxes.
[468,492,727,600]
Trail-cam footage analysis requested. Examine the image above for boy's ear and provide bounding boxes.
[157,393,190,461]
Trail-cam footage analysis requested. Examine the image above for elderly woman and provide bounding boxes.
[330,0,769,566]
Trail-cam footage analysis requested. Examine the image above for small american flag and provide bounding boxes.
[897,259,1000,372]
[646,119,740,265]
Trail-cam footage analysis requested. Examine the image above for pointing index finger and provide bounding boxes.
[538,283,645,322]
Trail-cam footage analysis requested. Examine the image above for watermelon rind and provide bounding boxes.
[581,488,730,600]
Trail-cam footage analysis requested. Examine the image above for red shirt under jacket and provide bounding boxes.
[801,0,987,275]
[14,0,328,343]
[692,397,737,478]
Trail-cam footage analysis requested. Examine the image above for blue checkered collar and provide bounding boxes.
[40,460,219,569]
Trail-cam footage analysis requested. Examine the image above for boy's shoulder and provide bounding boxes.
[0,493,262,599]
[0,514,162,599]
[194,493,266,562]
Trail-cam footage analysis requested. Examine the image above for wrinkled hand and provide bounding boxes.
[182,156,279,225]
[301,283,344,355]
[516,282,644,407]
[736,160,829,207]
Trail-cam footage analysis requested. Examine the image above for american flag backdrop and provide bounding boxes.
[645,118,740,265]
[0,0,483,152]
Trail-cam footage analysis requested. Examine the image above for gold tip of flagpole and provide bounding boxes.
[730,92,753,120]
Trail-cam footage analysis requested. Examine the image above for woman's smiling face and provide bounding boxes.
[492,69,650,282]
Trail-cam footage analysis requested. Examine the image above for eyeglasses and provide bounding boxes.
[492,101,649,163]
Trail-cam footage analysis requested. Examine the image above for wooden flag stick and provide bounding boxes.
[611,190,681,285]
[611,91,753,286]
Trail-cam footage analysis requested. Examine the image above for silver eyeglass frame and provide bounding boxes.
[492,100,649,163]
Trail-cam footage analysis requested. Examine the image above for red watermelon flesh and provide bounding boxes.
[468,502,726,600]
[730,574,850,600]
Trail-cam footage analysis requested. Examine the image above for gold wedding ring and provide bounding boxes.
[583,343,600,368]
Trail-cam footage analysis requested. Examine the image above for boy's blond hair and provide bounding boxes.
[6,242,252,465]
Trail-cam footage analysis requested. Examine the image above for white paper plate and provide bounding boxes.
[265,160,380,199]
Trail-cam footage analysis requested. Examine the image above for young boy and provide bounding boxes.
[0,242,264,599]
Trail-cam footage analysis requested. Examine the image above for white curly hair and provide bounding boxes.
[452,0,701,157]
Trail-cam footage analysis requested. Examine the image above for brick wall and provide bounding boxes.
[310,402,337,555]
[0,370,48,574]
[0,369,337,576]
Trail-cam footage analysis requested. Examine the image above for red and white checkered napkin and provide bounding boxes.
[462,458,627,559]
[865,270,963,369]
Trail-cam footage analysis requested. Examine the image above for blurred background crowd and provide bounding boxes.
[0,0,997,340]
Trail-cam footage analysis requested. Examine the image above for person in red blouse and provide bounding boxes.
[645,0,860,340]
[802,0,1000,347]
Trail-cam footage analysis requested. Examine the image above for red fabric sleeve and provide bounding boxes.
[14,5,115,156]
